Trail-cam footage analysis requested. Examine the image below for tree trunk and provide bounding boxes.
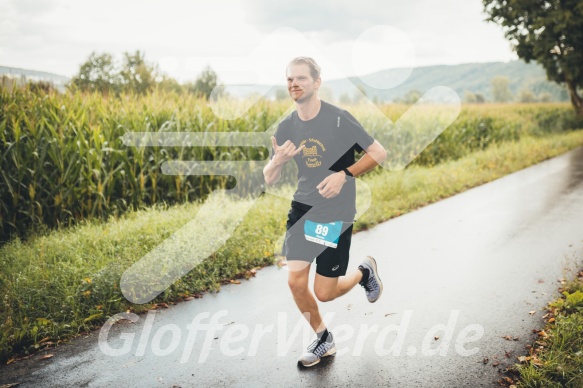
[565,79,583,118]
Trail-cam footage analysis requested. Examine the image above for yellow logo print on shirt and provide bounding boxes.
[300,138,325,168]
[303,146,319,157]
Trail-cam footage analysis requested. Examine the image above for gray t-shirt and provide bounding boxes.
[273,101,374,222]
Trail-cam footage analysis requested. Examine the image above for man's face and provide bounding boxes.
[286,64,320,103]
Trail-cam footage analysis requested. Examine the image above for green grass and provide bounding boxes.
[357,131,583,229]
[1,130,583,362]
[511,267,583,388]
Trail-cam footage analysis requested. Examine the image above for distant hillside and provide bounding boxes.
[1,61,568,103]
[326,61,568,103]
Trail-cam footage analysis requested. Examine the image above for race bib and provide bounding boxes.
[304,220,343,248]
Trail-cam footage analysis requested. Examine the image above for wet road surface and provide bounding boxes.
[2,147,583,387]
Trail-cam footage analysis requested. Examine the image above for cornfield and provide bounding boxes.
[1,84,581,243]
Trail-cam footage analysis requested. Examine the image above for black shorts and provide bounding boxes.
[283,201,354,278]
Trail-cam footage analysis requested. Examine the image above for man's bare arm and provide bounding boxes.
[263,136,305,185]
[316,140,387,199]
[345,140,387,177]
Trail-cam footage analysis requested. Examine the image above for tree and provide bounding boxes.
[483,0,583,116]
[119,50,157,95]
[187,66,223,100]
[464,91,477,103]
[491,76,512,102]
[396,90,422,104]
[70,52,119,94]
[539,92,552,103]
[518,89,538,103]
[70,51,159,95]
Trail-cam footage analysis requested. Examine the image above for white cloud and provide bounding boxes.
[0,0,516,84]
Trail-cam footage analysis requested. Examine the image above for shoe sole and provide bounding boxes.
[366,256,383,303]
[299,347,337,367]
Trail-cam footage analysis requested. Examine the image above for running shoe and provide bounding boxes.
[297,332,336,367]
[358,256,383,303]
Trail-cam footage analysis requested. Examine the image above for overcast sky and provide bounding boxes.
[0,0,517,85]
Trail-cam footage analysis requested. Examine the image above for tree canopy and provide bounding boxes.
[70,51,223,98]
[491,76,512,102]
[483,0,583,116]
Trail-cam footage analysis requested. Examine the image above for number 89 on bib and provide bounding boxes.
[303,220,343,248]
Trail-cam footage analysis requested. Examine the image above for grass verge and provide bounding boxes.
[506,266,583,388]
[2,130,583,362]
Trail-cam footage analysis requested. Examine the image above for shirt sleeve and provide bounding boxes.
[271,120,292,159]
[338,110,374,153]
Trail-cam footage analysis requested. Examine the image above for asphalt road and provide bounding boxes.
[2,147,583,388]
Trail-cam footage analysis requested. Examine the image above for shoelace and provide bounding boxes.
[361,274,378,293]
[307,338,330,357]
[368,276,378,290]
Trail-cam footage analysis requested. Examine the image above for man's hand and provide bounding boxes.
[264,137,304,185]
[316,172,346,199]
[271,137,304,165]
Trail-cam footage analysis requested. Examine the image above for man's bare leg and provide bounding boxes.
[287,261,326,332]
[313,269,363,302]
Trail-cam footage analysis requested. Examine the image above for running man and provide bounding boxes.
[263,57,387,367]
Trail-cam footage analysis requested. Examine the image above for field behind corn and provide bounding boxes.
[1,85,583,362]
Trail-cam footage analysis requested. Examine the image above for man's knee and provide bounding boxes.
[288,274,308,295]
[314,288,336,302]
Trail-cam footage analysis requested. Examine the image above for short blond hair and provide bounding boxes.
[288,57,321,80]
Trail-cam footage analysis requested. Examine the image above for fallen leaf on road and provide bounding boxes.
[6,358,15,365]
[492,361,500,367]
[517,356,530,363]
[184,296,194,301]
[483,357,489,364]
[0,383,21,387]
[39,354,53,360]
[434,336,440,341]
[502,335,519,341]
[230,280,241,284]
[538,330,549,338]
[528,310,536,315]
